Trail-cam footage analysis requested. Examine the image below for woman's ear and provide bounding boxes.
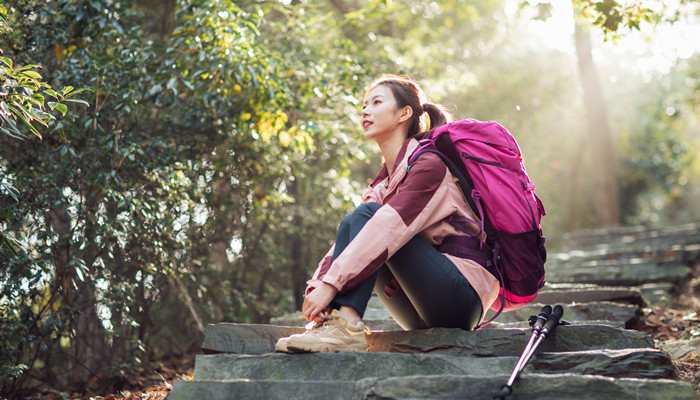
[398,106,413,123]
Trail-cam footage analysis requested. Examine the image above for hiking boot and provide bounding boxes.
[275,320,318,353]
[274,336,290,353]
[285,310,370,353]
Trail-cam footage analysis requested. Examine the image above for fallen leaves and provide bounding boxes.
[35,354,195,400]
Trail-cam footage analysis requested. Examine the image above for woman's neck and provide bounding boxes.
[378,133,408,173]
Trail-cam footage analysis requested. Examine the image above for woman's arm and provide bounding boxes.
[314,153,458,297]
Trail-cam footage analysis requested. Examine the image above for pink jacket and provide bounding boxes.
[306,138,500,319]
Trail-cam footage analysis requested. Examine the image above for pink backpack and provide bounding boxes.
[409,119,547,322]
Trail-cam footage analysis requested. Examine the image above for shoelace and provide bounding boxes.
[303,315,334,331]
[303,314,371,335]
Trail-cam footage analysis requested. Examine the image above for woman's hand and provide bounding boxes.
[302,283,338,323]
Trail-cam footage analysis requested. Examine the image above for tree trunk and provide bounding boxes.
[50,194,108,387]
[573,20,620,226]
[288,179,306,310]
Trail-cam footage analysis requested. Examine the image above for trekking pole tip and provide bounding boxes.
[493,385,512,400]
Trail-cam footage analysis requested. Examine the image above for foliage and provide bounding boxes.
[570,0,694,41]
[616,53,699,224]
[0,58,88,138]
[578,0,655,38]
[0,0,389,396]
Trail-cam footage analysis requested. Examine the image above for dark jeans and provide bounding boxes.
[329,202,483,331]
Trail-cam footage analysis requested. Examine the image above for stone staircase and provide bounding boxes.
[168,223,700,399]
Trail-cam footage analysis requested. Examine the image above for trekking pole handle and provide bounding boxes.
[533,305,552,331]
[542,305,564,335]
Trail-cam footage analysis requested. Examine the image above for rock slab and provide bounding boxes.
[366,325,655,356]
[168,374,697,400]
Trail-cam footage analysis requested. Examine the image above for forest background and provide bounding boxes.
[1,0,698,398]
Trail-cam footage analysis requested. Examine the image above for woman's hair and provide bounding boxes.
[365,74,454,139]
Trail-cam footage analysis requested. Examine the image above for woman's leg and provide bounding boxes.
[327,202,383,319]
[374,266,428,329]
[375,235,483,331]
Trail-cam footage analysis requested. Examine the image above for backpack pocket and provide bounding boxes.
[488,228,546,311]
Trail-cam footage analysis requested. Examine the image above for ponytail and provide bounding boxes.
[420,102,453,139]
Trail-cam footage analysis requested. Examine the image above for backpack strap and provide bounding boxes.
[409,134,489,244]
[438,235,491,267]
[475,242,506,330]
[438,235,507,330]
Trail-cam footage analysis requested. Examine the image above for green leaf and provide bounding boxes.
[18,70,42,80]
[31,93,45,107]
[147,84,163,97]
[16,64,42,71]
[0,119,28,140]
[7,104,43,139]
[54,103,68,116]
[0,233,20,255]
[0,57,12,68]
[64,98,90,107]
[64,87,92,97]
[75,267,84,282]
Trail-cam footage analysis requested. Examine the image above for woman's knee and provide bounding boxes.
[356,201,382,215]
[342,202,381,226]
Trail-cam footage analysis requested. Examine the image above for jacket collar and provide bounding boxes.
[368,138,420,191]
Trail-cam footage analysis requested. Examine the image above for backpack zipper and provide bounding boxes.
[460,152,509,169]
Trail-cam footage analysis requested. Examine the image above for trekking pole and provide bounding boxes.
[511,305,551,379]
[493,305,551,400]
[493,305,564,400]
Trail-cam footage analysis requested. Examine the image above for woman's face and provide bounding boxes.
[361,84,408,142]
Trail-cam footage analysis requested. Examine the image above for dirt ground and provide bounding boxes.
[32,353,195,400]
[641,266,700,397]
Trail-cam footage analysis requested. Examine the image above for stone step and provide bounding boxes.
[659,337,700,359]
[560,223,700,251]
[544,261,691,286]
[534,282,674,307]
[192,352,519,381]
[201,323,306,355]
[532,348,677,379]
[370,302,641,330]
[534,283,645,306]
[191,348,676,382]
[200,323,654,356]
[551,243,699,264]
[168,374,697,400]
[484,301,641,328]
[366,325,655,356]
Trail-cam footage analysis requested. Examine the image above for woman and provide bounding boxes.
[276,74,500,353]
